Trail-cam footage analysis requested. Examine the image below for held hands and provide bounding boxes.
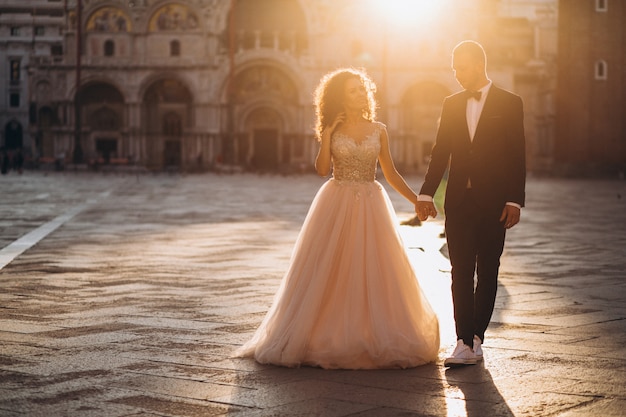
[500,205,521,229]
[416,201,437,221]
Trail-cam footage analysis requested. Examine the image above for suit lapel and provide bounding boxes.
[450,94,472,146]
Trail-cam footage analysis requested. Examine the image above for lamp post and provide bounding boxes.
[221,0,236,165]
[73,0,83,164]
[381,21,389,124]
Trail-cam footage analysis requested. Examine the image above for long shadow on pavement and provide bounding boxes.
[445,364,515,417]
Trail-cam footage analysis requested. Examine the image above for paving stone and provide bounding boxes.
[557,398,626,417]
[0,172,625,416]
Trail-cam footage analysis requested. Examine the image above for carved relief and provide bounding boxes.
[234,66,296,103]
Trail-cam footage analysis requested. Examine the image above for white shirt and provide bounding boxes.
[467,82,492,141]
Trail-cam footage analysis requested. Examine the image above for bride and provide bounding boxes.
[235,68,440,369]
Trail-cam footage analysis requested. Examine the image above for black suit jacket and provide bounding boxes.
[420,85,526,215]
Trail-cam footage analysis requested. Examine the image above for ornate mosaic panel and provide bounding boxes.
[86,7,131,32]
[149,4,199,32]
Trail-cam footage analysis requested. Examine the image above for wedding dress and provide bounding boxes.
[236,122,440,369]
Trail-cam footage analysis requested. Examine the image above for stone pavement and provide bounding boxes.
[0,171,625,417]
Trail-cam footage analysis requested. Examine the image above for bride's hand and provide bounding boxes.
[329,113,345,132]
[321,113,345,144]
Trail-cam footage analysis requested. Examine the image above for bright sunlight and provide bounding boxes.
[367,0,448,29]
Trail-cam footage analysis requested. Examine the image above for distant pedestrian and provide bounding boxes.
[1,148,8,175]
[13,149,24,174]
[416,40,527,367]
[235,68,440,369]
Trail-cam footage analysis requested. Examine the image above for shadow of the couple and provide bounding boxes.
[444,362,516,417]
[223,360,451,415]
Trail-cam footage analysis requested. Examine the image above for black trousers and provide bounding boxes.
[445,189,506,348]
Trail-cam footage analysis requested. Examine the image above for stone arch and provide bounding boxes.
[218,62,303,170]
[142,77,193,134]
[78,82,125,119]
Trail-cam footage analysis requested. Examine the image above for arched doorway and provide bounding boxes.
[244,107,282,172]
[142,78,193,169]
[4,120,23,150]
[89,106,120,163]
[78,82,125,163]
[228,65,299,171]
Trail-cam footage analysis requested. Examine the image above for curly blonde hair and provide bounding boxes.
[313,68,378,141]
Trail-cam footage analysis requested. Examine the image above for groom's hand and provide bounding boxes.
[416,201,437,221]
[500,205,521,229]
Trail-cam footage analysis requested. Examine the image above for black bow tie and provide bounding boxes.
[466,90,482,101]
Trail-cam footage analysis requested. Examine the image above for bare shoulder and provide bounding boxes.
[374,121,387,131]
[371,121,388,137]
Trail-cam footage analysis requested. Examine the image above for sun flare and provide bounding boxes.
[368,0,447,29]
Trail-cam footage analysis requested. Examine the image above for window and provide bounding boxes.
[596,0,608,11]
[35,26,45,36]
[170,40,180,56]
[10,27,20,36]
[51,44,63,55]
[10,60,21,82]
[10,93,20,107]
[104,40,115,56]
[595,60,608,80]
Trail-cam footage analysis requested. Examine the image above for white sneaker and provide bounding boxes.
[444,340,478,367]
[473,335,483,360]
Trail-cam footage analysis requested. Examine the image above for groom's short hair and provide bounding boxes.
[453,40,487,68]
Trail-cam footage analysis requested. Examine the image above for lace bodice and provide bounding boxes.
[331,124,381,183]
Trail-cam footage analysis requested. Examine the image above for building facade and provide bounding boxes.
[1,0,558,173]
[555,0,625,176]
[0,0,65,166]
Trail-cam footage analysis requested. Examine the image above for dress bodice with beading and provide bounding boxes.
[331,124,381,183]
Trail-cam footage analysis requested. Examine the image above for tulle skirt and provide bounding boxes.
[235,179,440,369]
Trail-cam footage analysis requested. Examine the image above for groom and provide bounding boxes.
[416,40,526,366]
